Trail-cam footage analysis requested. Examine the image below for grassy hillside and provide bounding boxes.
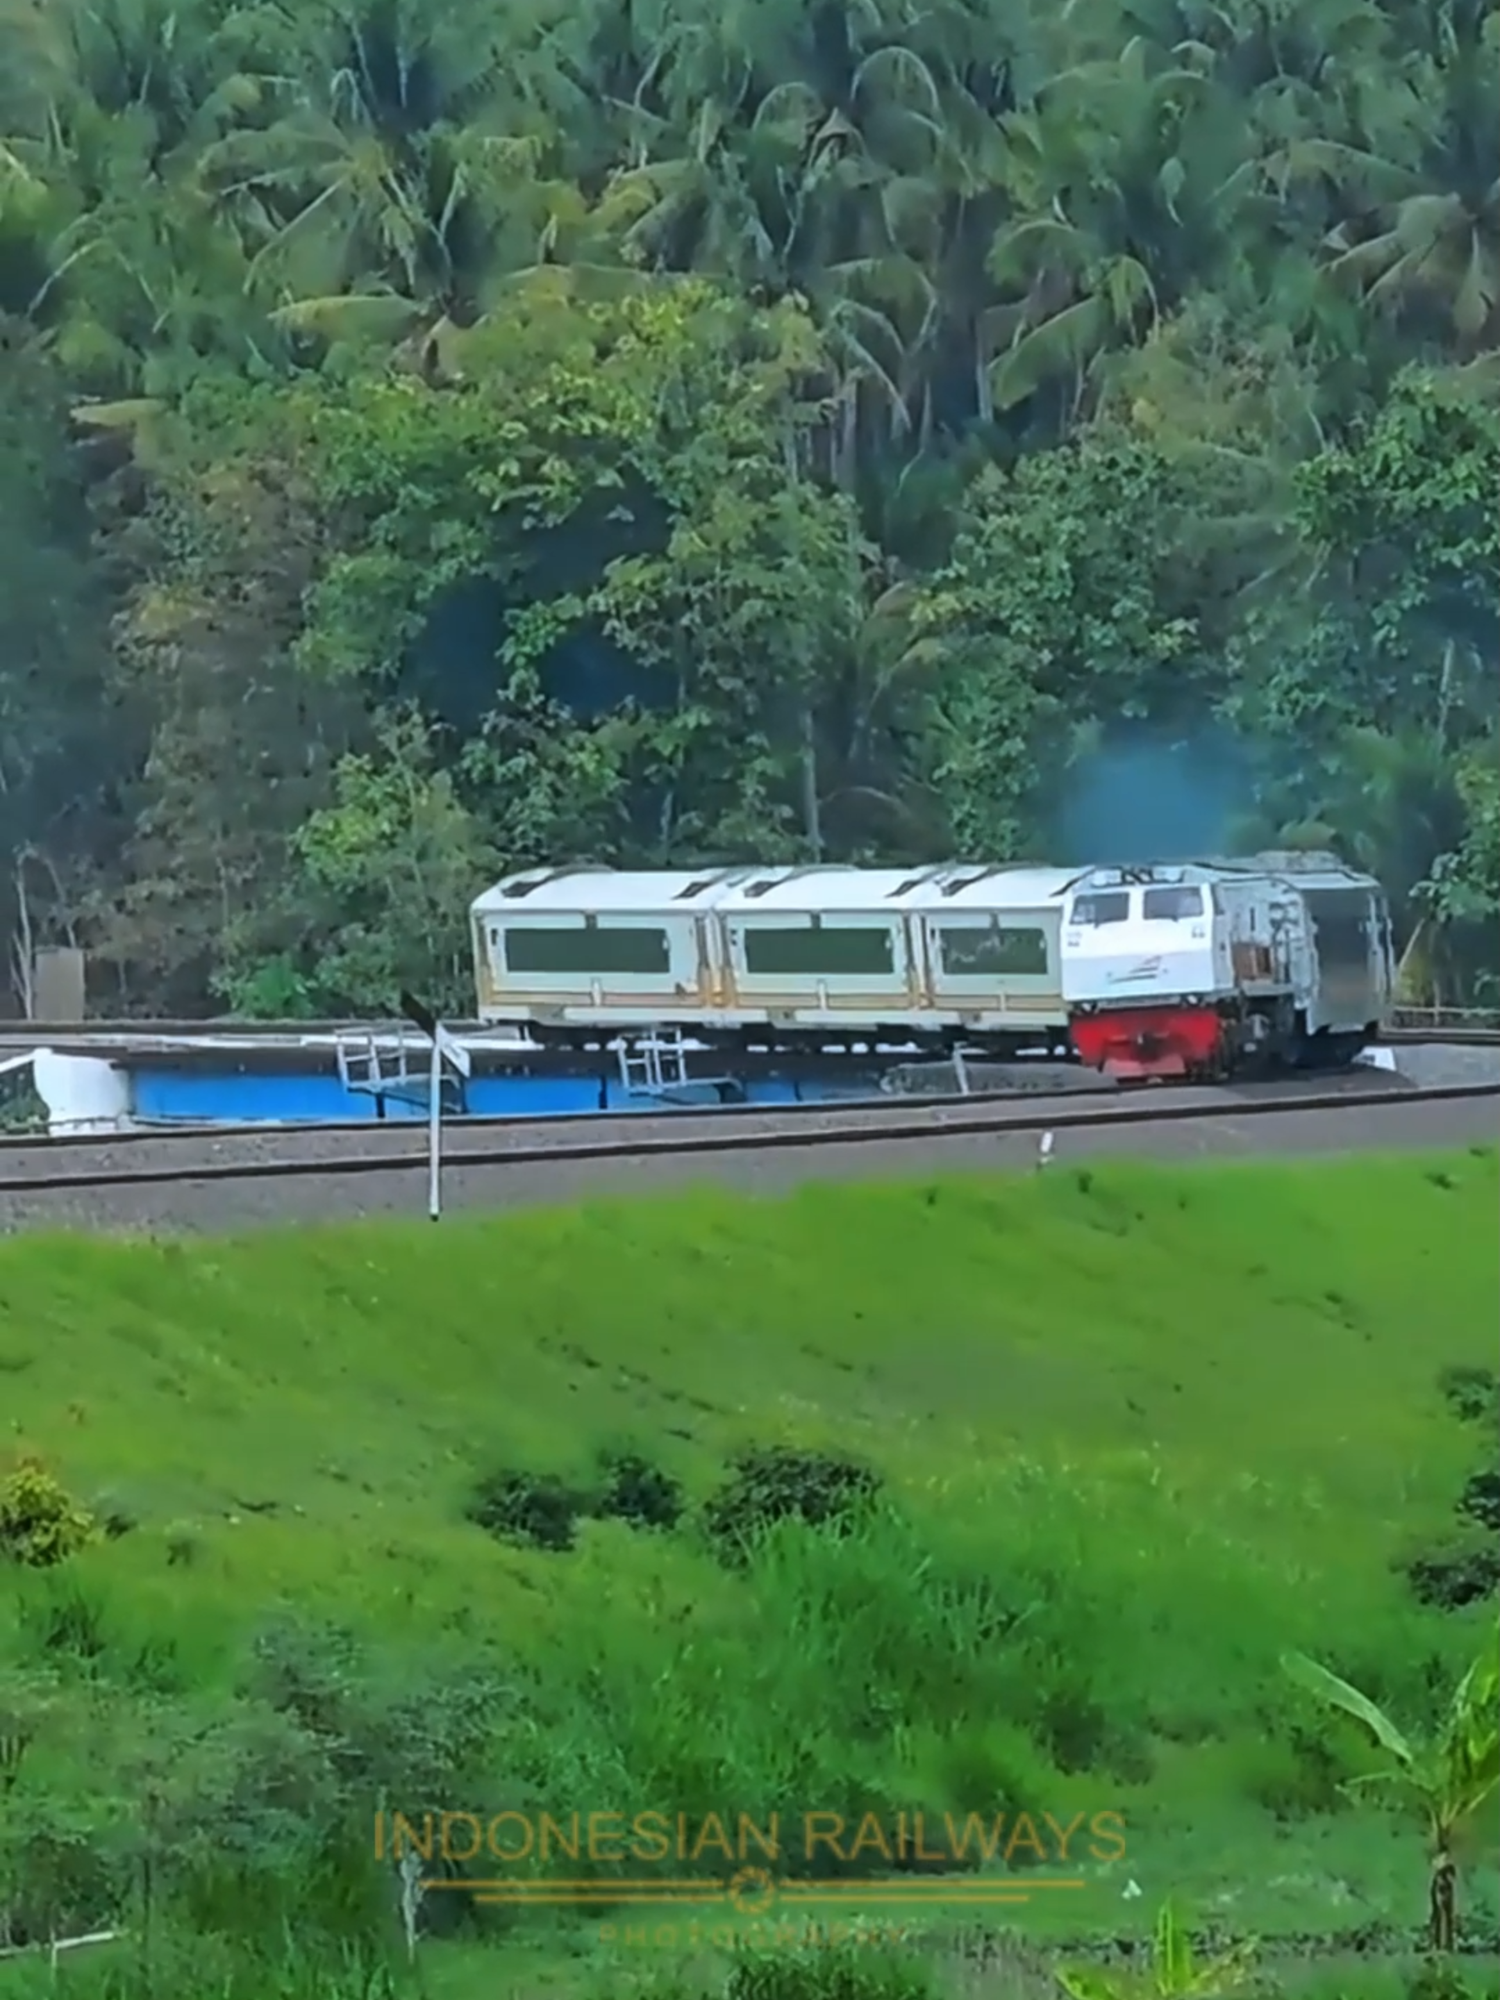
[0,1149,1497,1998]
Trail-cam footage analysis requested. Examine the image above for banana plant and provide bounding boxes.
[1282,1635,1500,1953]
[1057,1899,1259,1999]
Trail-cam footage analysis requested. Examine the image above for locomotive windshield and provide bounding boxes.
[1070,891,1130,926]
[1141,887,1203,921]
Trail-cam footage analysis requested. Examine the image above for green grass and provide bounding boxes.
[0,1147,1496,1999]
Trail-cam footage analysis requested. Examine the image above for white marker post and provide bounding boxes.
[399,991,472,1222]
[427,1032,442,1220]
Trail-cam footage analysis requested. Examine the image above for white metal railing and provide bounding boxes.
[334,1028,437,1112]
[616,1028,694,1097]
[1392,1005,1500,1029]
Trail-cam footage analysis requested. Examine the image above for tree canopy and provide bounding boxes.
[0,0,1496,1014]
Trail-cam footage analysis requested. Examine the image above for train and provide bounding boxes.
[469,853,1395,1082]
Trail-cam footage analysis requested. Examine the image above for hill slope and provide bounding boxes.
[0,1149,1496,1990]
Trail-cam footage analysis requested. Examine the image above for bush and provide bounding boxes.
[1458,1466,1500,1533]
[1438,1365,1500,1426]
[727,1942,939,2000]
[703,1448,883,1564]
[467,1452,685,1549]
[0,1457,97,1568]
[1404,1542,1500,1611]
[466,1469,589,1552]
[598,1451,684,1530]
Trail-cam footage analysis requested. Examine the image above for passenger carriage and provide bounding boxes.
[471,863,1082,1052]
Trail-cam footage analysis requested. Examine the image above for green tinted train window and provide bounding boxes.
[937,925,1049,976]
[502,926,670,974]
[742,926,895,976]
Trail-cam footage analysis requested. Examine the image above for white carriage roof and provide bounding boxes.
[472,867,769,916]
[924,865,1089,911]
[474,862,1097,920]
[712,866,971,915]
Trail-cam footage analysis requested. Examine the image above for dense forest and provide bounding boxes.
[0,0,1497,1018]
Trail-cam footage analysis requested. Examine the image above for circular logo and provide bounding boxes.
[728,1866,777,1916]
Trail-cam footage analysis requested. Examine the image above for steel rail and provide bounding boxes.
[0,1067,1429,1155]
[3,1080,1495,1197]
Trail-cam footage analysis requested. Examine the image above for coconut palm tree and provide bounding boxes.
[985,34,1256,419]
[1275,0,1500,355]
[199,0,611,332]
[4,0,284,388]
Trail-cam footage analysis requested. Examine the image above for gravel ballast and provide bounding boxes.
[0,1091,1492,1236]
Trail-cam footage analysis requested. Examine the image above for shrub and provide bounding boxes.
[466,1470,589,1552]
[0,1457,97,1568]
[1405,1544,1500,1611]
[1457,1466,1500,1533]
[727,1941,938,2000]
[597,1451,684,1530]
[466,1453,685,1548]
[703,1448,883,1564]
[1438,1365,1499,1426]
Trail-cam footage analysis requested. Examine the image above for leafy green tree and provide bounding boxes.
[0,323,115,1013]
[909,428,1256,857]
[595,443,873,860]
[0,0,1496,1014]
[1229,367,1499,986]
[1426,751,1500,984]
[238,708,496,1017]
[99,385,365,1013]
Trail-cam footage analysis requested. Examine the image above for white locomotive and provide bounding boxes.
[469,852,1395,1080]
[1059,855,1394,1079]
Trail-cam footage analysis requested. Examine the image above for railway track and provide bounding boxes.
[0,1061,1437,1160]
[1,1076,1495,1197]
[0,1048,1484,1161]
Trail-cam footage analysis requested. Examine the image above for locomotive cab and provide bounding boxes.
[1060,854,1391,1083]
[1061,877,1222,1007]
[1061,867,1235,1082]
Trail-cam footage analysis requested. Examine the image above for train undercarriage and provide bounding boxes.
[1068,1001,1374,1084]
[520,1023,1074,1060]
[512,1006,1377,1084]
